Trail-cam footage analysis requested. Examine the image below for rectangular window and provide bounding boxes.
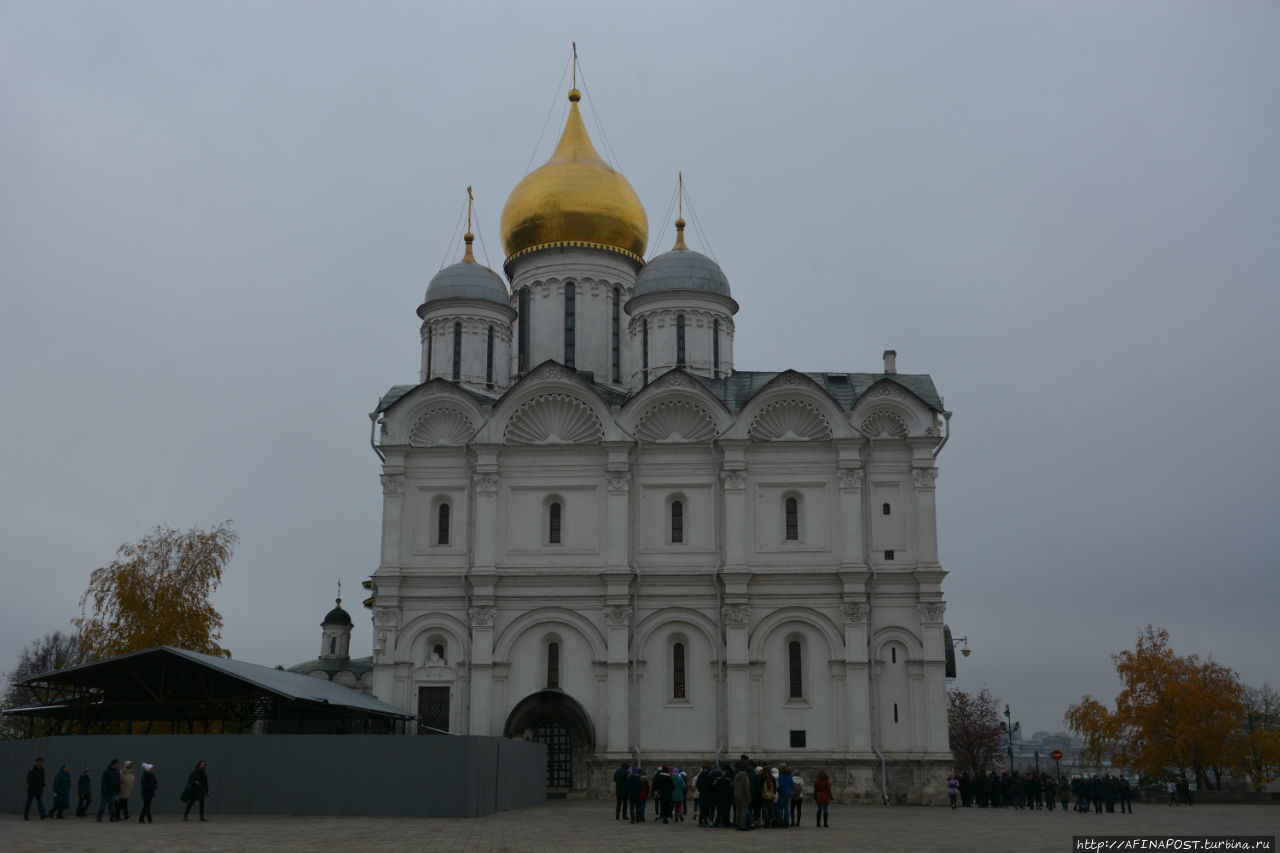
[518,287,530,373]
[549,502,562,544]
[788,641,803,699]
[671,500,684,544]
[790,730,806,748]
[884,550,895,561]
[673,642,686,699]
[417,686,450,735]
[564,283,576,369]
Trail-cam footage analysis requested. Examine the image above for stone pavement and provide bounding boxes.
[2,799,1276,852]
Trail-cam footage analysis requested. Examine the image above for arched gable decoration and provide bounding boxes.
[635,399,718,443]
[493,607,608,662]
[633,607,723,658]
[395,611,470,661]
[870,625,924,660]
[749,399,832,441]
[747,607,845,660]
[409,407,476,446]
[859,409,909,439]
[505,394,604,445]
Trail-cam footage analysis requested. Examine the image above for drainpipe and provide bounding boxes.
[369,411,386,462]
[932,411,952,459]
[850,420,891,805]
[463,449,477,736]
[710,434,727,770]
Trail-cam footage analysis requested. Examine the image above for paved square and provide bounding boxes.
[3,799,1276,852]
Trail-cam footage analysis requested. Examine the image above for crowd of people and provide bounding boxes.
[611,755,834,829]
[22,756,211,823]
[943,769,1139,814]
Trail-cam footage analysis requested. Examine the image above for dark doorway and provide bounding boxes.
[533,720,572,790]
[417,686,450,734]
[503,690,595,795]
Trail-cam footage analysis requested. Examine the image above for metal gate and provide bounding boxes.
[533,720,572,789]
[417,686,450,735]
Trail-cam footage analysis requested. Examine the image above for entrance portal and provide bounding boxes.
[504,690,595,795]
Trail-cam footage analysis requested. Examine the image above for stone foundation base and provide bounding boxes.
[583,752,954,805]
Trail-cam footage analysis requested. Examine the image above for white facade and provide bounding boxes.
[366,89,955,805]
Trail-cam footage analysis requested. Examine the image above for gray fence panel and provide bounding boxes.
[1,735,546,818]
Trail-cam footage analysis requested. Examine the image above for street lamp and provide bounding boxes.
[1001,703,1020,771]
[950,636,972,657]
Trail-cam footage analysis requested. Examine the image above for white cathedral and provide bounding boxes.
[361,79,956,803]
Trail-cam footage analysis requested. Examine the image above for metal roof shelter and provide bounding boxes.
[3,646,413,737]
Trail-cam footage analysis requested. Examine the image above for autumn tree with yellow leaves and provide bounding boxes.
[1066,626,1277,790]
[74,521,238,660]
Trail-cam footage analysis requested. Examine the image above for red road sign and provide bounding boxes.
[1051,749,1063,761]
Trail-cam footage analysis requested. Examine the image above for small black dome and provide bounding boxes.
[323,598,352,626]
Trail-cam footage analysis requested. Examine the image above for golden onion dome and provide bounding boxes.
[500,88,648,264]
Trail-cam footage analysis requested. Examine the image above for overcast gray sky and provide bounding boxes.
[2,1,1277,735]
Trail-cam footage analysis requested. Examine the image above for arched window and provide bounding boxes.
[547,641,560,689]
[785,496,799,541]
[548,501,562,544]
[671,500,684,544]
[713,318,720,374]
[329,636,336,655]
[427,322,437,379]
[882,502,891,515]
[564,282,576,369]
[437,502,451,546]
[486,324,494,388]
[612,286,621,383]
[788,640,803,699]
[676,314,686,368]
[452,321,462,381]
[673,641,686,699]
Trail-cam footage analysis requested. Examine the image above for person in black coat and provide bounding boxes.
[97,759,120,822]
[714,763,734,827]
[653,766,674,823]
[625,767,645,823]
[138,763,158,824]
[75,767,92,817]
[613,761,631,821]
[23,756,47,820]
[183,760,210,821]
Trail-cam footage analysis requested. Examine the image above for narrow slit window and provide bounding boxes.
[673,642,686,699]
[642,318,649,386]
[437,503,451,545]
[329,637,336,655]
[713,318,720,374]
[612,286,621,383]
[785,497,799,541]
[671,500,684,544]
[547,642,560,689]
[564,282,576,369]
[882,502,891,515]
[518,287,530,373]
[452,321,462,381]
[548,502,562,544]
[486,324,494,388]
[788,640,803,699]
[893,702,899,723]
[425,323,433,379]
[891,647,897,663]
[676,314,686,368]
